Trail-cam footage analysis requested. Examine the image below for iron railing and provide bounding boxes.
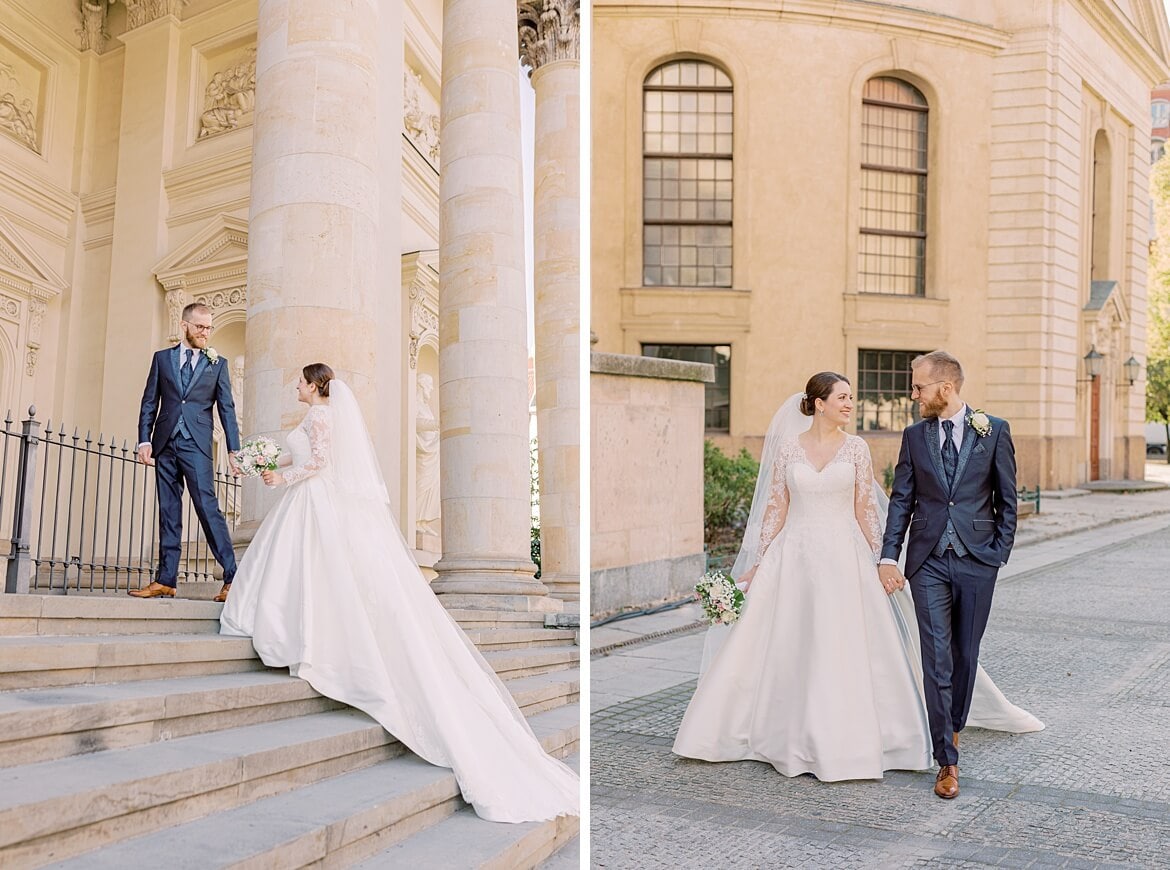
[1,407,240,594]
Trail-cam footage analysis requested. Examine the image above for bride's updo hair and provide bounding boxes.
[800,371,850,416]
[302,362,335,398]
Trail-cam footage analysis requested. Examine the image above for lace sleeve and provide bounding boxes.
[282,407,331,485]
[755,441,792,566]
[850,436,883,561]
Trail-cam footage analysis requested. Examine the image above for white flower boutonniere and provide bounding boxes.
[967,409,992,437]
[203,347,220,365]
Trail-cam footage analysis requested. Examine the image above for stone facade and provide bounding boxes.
[0,0,568,599]
[591,0,1170,488]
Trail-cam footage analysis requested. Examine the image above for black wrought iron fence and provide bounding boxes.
[1,407,241,594]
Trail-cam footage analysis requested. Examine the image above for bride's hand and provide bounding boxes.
[261,470,285,487]
[737,566,757,593]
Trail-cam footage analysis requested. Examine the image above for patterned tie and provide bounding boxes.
[181,349,193,393]
[942,419,957,489]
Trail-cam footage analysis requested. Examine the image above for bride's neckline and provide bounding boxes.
[795,431,849,474]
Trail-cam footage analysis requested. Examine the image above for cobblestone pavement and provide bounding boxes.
[590,524,1170,868]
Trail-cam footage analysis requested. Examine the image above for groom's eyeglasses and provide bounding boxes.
[183,322,214,334]
[910,380,947,395]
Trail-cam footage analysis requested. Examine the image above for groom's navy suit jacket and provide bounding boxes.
[880,412,1017,580]
[138,345,240,459]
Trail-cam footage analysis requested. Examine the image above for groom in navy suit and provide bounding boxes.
[132,302,241,601]
[878,350,1017,800]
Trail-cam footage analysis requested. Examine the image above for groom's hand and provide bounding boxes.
[227,455,242,478]
[136,444,154,466]
[877,564,905,595]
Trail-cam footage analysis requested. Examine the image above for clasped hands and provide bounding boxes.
[877,563,905,596]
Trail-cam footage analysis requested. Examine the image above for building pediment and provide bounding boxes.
[1084,279,1129,326]
[152,213,248,293]
[0,215,65,301]
[153,214,248,341]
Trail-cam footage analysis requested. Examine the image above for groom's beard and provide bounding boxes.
[918,394,948,419]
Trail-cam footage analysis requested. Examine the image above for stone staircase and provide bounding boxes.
[0,595,580,868]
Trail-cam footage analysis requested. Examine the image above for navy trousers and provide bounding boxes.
[154,435,237,588]
[908,549,998,766]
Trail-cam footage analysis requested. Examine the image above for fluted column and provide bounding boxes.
[520,0,581,603]
[239,0,381,537]
[430,0,556,611]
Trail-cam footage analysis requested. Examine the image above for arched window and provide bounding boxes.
[859,77,928,296]
[643,60,732,288]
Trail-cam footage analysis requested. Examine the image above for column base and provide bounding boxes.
[538,571,580,603]
[432,557,559,612]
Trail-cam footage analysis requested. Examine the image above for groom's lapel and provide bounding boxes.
[170,345,182,389]
[925,417,946,487]
[950,408,977,494]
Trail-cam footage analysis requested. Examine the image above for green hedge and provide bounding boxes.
[704,440,760,567]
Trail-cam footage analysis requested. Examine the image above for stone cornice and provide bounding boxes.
[163,145,252,203]
[0,162,78,231]
[593,0,1011,54]
[519,0,581,72]
[1066,0,1170,86]
[591,351,715,383]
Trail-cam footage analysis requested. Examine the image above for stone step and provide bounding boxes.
[353,790,580,870]
[0,633,264,691]
[480,646,580,680]
[463,627,577,650]
[0,595,223,638]
[445,609,550,630]
[0,708,401,867]
[0,667,579,768]
[0,632,580,692]
[38,707,579,870]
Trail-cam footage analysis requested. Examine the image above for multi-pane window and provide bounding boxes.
[642,344,731,432]
[643,60,733,288]
[856,349,928,432]
[859,77,928,296]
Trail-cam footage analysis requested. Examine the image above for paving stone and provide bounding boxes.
[591,525,1170,868]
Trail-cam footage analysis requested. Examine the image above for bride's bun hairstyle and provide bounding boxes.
[303,362,335,397]
[800,371,849,416]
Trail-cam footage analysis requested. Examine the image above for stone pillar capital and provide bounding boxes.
[123,0,186,30]
[518,0,580,74]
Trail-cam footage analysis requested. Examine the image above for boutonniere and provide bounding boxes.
[966,409,992,437]
[203,347,220,365]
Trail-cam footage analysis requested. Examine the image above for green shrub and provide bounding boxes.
[704,440,760,564]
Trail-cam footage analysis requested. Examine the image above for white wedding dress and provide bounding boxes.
[220,386,578,823]
[674,417,1043,781]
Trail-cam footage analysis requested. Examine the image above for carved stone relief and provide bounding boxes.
[199,49,256,140]
[78,0,113,53]
[194,286,246,313]
[404,69,440,167]
[123,0,185,30]
[0,59,41,153]
[0,295,20,322]
[518,0,581,72]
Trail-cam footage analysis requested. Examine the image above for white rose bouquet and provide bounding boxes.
[235,436,281,477]
[695,569,745,626]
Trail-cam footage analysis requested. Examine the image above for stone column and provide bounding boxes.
[430,0,556,611]
[520,0,581,603]
[98,9,183,438]
[239,0,382,538]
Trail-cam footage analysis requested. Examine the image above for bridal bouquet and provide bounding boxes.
[695,569,744,626]
[235,436,280,477]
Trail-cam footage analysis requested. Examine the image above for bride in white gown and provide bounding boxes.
[220,364,578,823]
[673,372,1042,781]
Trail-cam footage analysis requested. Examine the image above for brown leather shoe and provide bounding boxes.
[213,584,231,603]
[935,764,959,799]
[128,582,176,599]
